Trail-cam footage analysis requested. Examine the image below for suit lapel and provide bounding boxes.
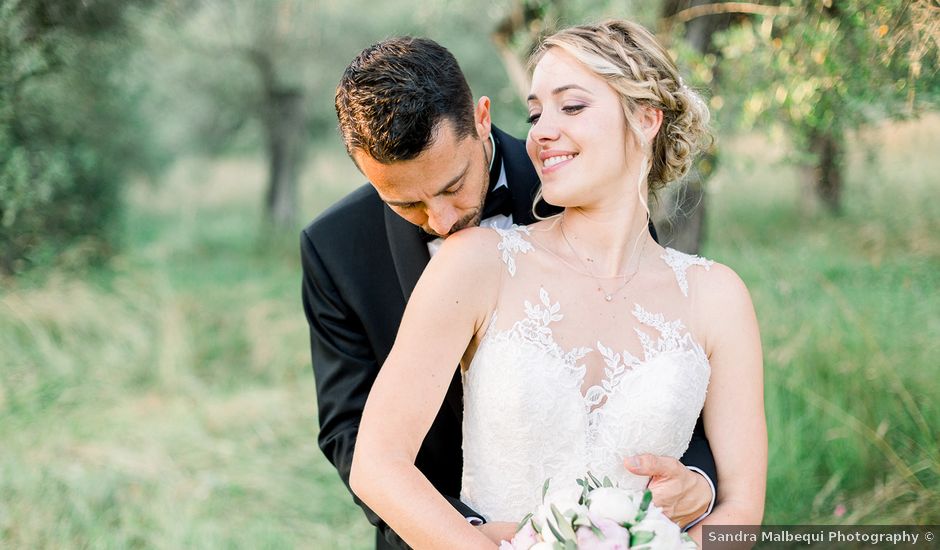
[384,206,463,417]
[385,205,431,302]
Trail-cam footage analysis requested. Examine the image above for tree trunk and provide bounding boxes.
[654,152,713,254]
[262,87,305,230]
[490,0,548,103]
[653,0,729,254]
[811,130,844,213]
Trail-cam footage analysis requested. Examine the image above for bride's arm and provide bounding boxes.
[350,228,500,550]
[687,263,767,544]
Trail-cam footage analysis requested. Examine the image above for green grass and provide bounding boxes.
[2,118,939,548]
[703,116,940,524]
[0,154,372,549]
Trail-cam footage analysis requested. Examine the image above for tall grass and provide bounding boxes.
[704,115,940,524]
[1,118,938,548]
[1,152,372,548]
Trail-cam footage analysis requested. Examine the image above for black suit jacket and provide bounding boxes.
[301,127,717,549]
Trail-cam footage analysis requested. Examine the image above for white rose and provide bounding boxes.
[533,486,583,542]
[630,506,685,549]
[587,487,642,525]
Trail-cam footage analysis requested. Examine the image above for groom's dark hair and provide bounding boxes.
[335,37,477,164]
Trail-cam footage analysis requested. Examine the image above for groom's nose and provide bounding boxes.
[426,202,459,237]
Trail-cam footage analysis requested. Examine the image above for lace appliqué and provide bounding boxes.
[632,304,707,362]
[661,248,714,297]
[494,225,533,277]
[512,287,593,381]
[488,287,707,414]
[588,305,706,407]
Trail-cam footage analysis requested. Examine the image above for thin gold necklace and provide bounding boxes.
[558,217,647,302]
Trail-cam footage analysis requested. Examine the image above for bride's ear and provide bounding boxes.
[637,106,663,143]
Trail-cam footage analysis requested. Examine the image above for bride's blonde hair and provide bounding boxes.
[529,19,712,198]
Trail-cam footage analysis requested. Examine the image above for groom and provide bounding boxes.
[301,37,717,549]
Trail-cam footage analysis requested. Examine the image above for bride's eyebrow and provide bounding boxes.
[527,84,593,102]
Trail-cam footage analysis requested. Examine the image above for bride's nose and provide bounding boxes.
[529,113,561,144]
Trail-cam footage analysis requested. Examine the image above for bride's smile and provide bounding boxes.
[525,48,652,213]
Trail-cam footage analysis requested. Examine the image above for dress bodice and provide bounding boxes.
[460,224,712,522]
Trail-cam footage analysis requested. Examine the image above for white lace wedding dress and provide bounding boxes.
[460,225,713,522]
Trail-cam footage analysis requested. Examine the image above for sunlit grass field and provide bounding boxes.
[1,115,938,548]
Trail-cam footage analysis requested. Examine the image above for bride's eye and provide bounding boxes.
[562,105,586,115]
[526,112,542,124]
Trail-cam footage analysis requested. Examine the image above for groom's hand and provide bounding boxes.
[625,454,711,529]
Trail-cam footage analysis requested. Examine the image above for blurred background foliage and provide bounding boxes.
[1,0,938,548]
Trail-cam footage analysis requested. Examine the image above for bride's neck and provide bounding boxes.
[556,204,654,277]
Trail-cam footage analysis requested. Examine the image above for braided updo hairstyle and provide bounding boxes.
[530,19,712,194]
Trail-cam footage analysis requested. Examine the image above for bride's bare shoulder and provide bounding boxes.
[689,259,760,355]
[430,225,514,275]
[694,260,753,308]
[438,225,507,252]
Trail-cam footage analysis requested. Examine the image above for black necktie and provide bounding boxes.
[481,185,513,219]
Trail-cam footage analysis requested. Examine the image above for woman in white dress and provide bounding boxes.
[350,20,766,549]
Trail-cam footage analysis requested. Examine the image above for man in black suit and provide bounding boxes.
[301,37,717,549]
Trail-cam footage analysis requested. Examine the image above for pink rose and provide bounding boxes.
[507,520,539,550]
[575,519,631,550]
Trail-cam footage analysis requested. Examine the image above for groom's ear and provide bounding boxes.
[473,96,492,139]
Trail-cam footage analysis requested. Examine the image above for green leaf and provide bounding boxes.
[602,475,613,488]
[635,490,652,523]
[631,530,655,546]
[573,513,592,528]
[516,512,532,533]
[639,489,653,513]
[578,481,590,505]
[587,471,602,488]
[545,513,566,542]
[542,478,551,502]
[550,504,578,540]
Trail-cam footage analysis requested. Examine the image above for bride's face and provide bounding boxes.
[525,48,638,209]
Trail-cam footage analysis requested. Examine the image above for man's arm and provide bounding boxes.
[679,417,717,527]
[300,230,480,548]
[623,418,717,529]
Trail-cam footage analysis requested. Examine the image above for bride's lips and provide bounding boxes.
[539,150,578,175]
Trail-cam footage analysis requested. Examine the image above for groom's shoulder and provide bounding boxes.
[302,183,385,244]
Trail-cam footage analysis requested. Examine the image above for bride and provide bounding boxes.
[350,20,766,548]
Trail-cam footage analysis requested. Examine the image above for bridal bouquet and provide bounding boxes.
[499,474,697,550]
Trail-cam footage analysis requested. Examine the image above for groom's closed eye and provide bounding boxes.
[441,182,463,196]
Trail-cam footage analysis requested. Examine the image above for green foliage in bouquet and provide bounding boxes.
[518,474,696,549]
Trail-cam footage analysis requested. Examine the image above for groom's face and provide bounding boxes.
[354,109,493,239]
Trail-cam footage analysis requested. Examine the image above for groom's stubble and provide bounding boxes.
[419,144,491,239]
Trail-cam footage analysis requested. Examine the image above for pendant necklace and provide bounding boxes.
[559,217,647,302]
